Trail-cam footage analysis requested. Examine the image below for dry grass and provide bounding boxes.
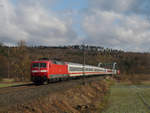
[2,78,113,113]
[119,74,150,85]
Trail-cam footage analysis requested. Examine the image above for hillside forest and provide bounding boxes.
[0,41,150,81]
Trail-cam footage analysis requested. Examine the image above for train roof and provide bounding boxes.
[66,62,106,69]
[33,58,110,69]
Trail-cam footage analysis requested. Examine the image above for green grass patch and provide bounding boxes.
[0,82,30,88]
[137,86,150,105]
[103,84,150,113]
[2,78,15,83]
[0,83,19,88]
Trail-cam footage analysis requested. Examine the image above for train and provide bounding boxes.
[31,58,120,84]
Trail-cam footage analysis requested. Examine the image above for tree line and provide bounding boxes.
[0,41,150,81]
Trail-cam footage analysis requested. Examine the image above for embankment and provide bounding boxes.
[2,78,113,113]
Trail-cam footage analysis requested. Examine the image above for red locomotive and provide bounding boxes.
[31,58,119,84]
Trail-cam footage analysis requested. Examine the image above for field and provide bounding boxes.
[103,81,150,113]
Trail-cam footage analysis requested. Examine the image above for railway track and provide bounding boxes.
[0,76,104,94]
[0,76,105,111]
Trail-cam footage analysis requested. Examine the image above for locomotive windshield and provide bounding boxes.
[32,63,47,68]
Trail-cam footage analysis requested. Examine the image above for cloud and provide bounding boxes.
[0,0,78,46]
[82,0,150,51]
[89,0,150,15]
[89,0,135,13]
[0,0,150,52]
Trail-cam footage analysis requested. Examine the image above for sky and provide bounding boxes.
[0,0,150,52]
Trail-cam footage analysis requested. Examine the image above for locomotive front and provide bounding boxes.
[31,61,49,83]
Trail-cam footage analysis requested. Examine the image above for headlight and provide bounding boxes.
[32,70,48,72]
[41,70,48,72]
[32,70,38,73]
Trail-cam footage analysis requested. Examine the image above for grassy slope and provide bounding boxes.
[103,83,150,113]
[0,82,31,88]
[0,83,20,88]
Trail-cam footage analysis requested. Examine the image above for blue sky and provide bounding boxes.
[11,0,17,5]
[51,0,88,11]
[51,0,88,39]
[50,0,88,38]
[11,0,88,11]
[1,0,150,52]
